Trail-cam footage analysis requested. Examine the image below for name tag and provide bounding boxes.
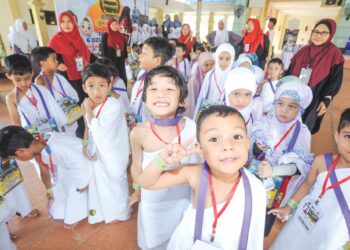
[58,97,82,125]
[116,49,122,57]
[196,99,214,122]
[75,57,84,72]
[248,159,261,175]
[299,67,312,85]
[0,160,24,196]
[297,198,322,232]
[191,240,224,250]
[244,44,250,53]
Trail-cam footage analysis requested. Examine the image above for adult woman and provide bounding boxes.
[241,18,269,69]
[48,11,92,104]
[118,6,132,44]
[178,24,197,60]
[101,19,128,85]
[12,19,38,54]
[206,20,242,50]
[288,19,344,134]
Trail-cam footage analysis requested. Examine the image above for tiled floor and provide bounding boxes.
[1,65,350,250]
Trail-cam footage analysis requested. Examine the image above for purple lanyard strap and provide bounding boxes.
[268,79,276,94]
[194,162,252,249]
[42,73,67,98]
[324,153,350,237]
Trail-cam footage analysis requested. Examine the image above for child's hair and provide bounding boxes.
[176,43,187,52]
[0,126,33,159]
[31,47,56,67]
[82,63,111,84]
[144,37,175,65]
[338,108,350,133]
[4,54,32,75]
[169,38,178,45]
[269,18,277,26]
[95,57,119,78]
[142,65,187,114]
[196,105,246,142]
[132,43,138,49]
[193,43,204,52]
[268,58,284,67]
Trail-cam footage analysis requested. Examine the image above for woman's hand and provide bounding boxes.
[317,101,327,117]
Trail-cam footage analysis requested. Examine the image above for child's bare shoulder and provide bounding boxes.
[312,154,327,172]
[35,75,46,86]
[181,163,203,187]
[130,122,150,142]
[6,90,16,103]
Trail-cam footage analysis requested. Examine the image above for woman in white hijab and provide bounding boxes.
[206,20,242,49]
[130,23,141,45]
[12,19,38,54]
[140,24,151,43]
[193,43,235,119]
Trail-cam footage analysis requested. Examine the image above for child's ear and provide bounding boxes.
[110,76,115,84]
[334,130,339,145]
[5,73,12,80]
[154,56,162,66]
[108,82,112,91]
[195,143,204,159]
[82,83,88,94]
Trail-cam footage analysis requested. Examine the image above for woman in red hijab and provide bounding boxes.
[49,11,93,103]
[178,24,197,60]
[241,18,269,69]
[118,6,132,44]
[101,19,128,86]
[288,19,344,134]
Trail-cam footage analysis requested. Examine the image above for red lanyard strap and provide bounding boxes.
[209,171,241,241]
[18,88,38,109]
[274,122,297,151]
[150,122,181,145]
[95,97,108,118]
[38,139,55,177]
[320,155,350,199]
[213,71,223,96]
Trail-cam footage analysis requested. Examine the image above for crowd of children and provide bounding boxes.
[0,31,348,250]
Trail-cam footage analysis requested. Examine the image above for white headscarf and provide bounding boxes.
[13,19,37,53]
[213,43,235,84]
[224,67,257,121]
[214,20,229,47]
[140,24,151,43]
[130,24,140,45]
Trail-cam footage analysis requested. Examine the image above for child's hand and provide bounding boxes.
[268,206,293,222]
[128,190,141,208]
[82,98,94,112]
[83,144,97,161]
[159,138,198,166]
[46,188,54,206]
[258,161,273,178]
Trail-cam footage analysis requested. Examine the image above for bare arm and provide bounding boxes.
[5,93,21,126]
[34,75,46,86]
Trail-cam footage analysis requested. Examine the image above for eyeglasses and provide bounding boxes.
[312,30,330,37]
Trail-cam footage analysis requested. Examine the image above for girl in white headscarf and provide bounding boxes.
[140,24,151,43]
[248,79,313,237]
[235,53,265,89]
[130,24,141,45]
[193,43,235,119]
[12,19,37,54]
[224,67,264,135]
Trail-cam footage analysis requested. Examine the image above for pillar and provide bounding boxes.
[333,2,350,49]
[27,0,49,46]
[157,8,164,25]
[195,0,203,39]
[179,12,184,23]
[5,0,21,23]
[208,12,214,34]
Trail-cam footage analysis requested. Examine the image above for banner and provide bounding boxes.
[54,0,149,54]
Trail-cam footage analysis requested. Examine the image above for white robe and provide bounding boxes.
[49,73,79,137]
[174,58,191,81]
[271,168,350,250]
[41,133,93,225]
[260,79,279,113]
[87,97,131,224]
[13,19,37,53]
[130,70,150,123]
[112,77,129,111]
[0,197,16,250]
[167,169,266,250]
[138,117,201,250]
[243,97,264,136]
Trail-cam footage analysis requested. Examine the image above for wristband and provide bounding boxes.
[83,139,89,146]
[46,188,53,193]
[155,155,167,170]
[287,199,298,210]
[132,183,141,190]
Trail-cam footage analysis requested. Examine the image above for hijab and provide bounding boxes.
[243,18,265,53]
[214,20,229,47]
[289,19,344,88]
[178,24,197,58]
[107,19,125,50]
[48,12,90,81]
[12,19,37,53]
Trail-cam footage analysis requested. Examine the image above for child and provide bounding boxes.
[260,58,284,113]
[0,195,16,250]
[128,43,140,80]
[130,37,174,124]
[236,54,264,90]
[0,126,93,228]
[194,43,235,119]
[249,79,313,236]
[130,66,201,249]
[189,44,204,76]
[4,54,67,140]
[269,108,350,249]
[81,63,131,224]
[95,57,129,111]
[172,42,191,81]
[185,52,215,118]
[134,105,266,250]
[224,67,263,135]
[32,46,81,137]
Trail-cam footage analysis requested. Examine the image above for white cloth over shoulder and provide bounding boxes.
[167,169,266,250]
[41,133,93,225]
[138,117,201,250]
[260,79,279,113]
[112,77,129,111]
[271,168,350,250]
[87,97,131,224]
[130,70,150,122]
[12,19,37,53]
[0,197,16,250]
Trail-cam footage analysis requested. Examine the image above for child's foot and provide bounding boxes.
[25,209,40,218]
[64,222,78,229]
[9,233,18,240]
[108,219,120,224]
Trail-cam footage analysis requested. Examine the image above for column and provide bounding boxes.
[27,0,49,46]
[179,12,184,23]
[333,3,350,49]
[195,0,203,39]
[5,0,21,23]
[208,12,214,34]
[157,8,164,25]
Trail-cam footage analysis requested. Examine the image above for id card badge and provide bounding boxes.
[248,159,261,176]
[297,198,322,232]
[75,57,84,72]
[244,44,250,53]
[59,97,83,125]
[116,49,122,57]
[299,67,312,85]
[191,240,224,250]
[263,178,275,191]
[196,99,214,122]
[0,160,24,196]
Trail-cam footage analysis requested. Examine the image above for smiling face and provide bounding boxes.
[228,89,253,110]
[60,15,74,33]
[145,75,182,119]
[182,25,190,36]
[311,23,330,46]
[335,125,350,164]
[83,76,112,105]
[275,97,300,123]
[198,113,249,176]
[218,51,231,71]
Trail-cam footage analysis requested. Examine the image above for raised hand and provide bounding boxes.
[268,206,293,222]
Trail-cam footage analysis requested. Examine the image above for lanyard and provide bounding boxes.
[112,87,127,92]
[150,122,181,144]
[17,87,38,110]
[38,139,55,178]
[245,113,253,126]
[176,58,187,76]
[196,68,204,97]
[96,97,108,118]
[268,79,276,94]
[42,73,67,98]
[209,171,241,241]
[184,35,192,45]
[319,155,350,200]
[213,70,223,96]
[134,72,147,116]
